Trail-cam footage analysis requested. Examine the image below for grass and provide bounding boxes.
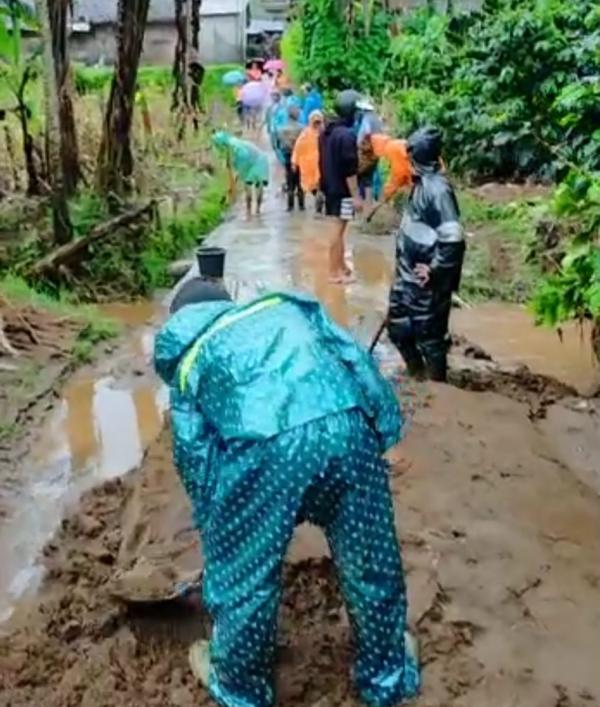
[459,189,548,304]
[0,274,120,352]
[0,422,18,445]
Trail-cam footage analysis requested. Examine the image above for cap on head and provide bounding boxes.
[334,89,361,122]
[407,126,443,167]
[170,277,232,314]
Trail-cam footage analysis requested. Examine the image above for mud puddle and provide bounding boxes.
[453,303,599,395]
[0,302,167,625]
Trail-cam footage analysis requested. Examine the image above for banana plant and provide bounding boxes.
[0,0,43,194]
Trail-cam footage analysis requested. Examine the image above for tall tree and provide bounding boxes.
[48,0,80,194]
[96,0,151,194]
[35,0,72,244]
[171,0,203,135]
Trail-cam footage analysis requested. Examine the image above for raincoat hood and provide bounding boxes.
[308,110,324,128]
[407,127,443,175]
[212,131,232,149]
[154,300,234,386]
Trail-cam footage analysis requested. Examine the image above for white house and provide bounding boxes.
[69,0,250,66]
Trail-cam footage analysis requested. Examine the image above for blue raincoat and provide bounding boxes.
[154,291,420,707]
[271,102,291,164]
[301,88,324,125]
[213,131,269,185]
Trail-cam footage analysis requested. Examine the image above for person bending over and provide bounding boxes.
[154,278,420,707]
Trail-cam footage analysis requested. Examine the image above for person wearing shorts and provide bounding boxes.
[319,90,363,284]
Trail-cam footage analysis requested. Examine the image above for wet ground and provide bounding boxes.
[1,175,600,706]
[0,301,167,623]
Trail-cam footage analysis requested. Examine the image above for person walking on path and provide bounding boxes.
[319,90,363,284]
[387,127,465,382]
[277,104,305,211]
[301,83,324,125]
[356,99,384,210]
[292,109,325,213]
[212,131,269,217]
[154,278,421,707]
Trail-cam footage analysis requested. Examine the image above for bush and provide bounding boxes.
[74,63,241,106]
[293,0,391,95]
[531,171,600,326]
[388,0,600,181]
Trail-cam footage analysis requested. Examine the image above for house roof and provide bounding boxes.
[72,0,248,24]
[247,18,285,35]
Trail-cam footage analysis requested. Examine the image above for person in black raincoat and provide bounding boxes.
[387,127,465,382]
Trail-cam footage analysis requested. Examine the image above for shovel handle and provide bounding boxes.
[369,316,388,353]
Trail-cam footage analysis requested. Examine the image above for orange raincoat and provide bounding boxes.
[292,111,323,193]
[371,134,412,199]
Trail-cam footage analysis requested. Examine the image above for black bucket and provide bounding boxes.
[196,246,226,279]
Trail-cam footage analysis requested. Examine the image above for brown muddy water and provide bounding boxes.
[0,302,167,624]
[0,172,598,627]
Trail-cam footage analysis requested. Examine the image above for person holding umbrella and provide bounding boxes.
[240,80,269,135]
[222,69,247,125]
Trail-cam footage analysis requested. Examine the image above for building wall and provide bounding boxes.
[69,14,245,67]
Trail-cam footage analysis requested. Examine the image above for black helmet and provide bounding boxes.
[170,277,231,314]
[407,126,443,166]
[334,89,361,121]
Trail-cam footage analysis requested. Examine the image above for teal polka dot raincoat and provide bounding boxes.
[154,291,420,707]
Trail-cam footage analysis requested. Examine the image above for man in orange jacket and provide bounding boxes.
[371,134,413,200]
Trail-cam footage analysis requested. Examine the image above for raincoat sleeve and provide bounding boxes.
[308,304,402,452]
[430,183,465,291]
[384,141,412,199]
[170,389,219,530]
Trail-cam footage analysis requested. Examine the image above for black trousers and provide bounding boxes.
[387,293,452,383]
[283,151,305,211]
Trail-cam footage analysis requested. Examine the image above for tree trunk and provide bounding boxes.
[189,0,203,129]
[48,0,81,195]
[172,0,203,133]
[96,0,151,195]
[171,0,188,112]
[35,0,73,245]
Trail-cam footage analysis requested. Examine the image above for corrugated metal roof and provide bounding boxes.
[72,0,248,24]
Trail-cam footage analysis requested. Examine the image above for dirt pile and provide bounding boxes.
[1,380,599,707]
[0,301,83,472]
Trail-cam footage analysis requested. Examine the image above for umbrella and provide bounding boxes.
[264,58,284,72]
[240,81,268,108]
[222,70,246,86]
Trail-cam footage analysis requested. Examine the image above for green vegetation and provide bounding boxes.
[531,172,600,326]
[459,191,543,303]
[0,273,119,364]
[73,64,239,108]
[289,0,390,96]
[0,273,119,332]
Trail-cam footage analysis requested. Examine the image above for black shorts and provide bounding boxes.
[325,196,355,221]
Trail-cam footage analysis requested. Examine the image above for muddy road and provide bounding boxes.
[1,183,600,706]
